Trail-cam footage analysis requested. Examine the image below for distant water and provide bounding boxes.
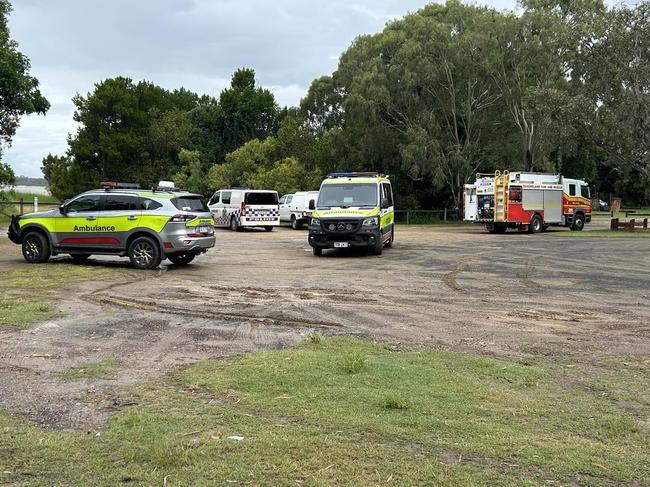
[9,185,50,195]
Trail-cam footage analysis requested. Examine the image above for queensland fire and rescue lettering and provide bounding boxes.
[73,225,116,232]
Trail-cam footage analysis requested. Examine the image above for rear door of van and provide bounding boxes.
[241,191,280,226]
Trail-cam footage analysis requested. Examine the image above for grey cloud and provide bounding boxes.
[4,0,519,176]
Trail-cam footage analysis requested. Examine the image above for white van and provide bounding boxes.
[280,191,319,229]
[208,189,280,231]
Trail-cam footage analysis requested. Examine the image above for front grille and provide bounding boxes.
[321,220,361,233]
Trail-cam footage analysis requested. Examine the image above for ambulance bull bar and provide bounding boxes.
[7,215,22,244]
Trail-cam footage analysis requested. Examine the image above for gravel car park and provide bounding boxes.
[0,223,648,429]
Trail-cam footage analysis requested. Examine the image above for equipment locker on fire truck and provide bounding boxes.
[464,171,591,233]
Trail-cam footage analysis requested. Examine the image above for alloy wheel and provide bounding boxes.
[132,241,153,266]
[24,236,41,260]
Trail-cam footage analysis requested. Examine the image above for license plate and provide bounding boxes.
[334,242,349,248]
[198,226,211,234]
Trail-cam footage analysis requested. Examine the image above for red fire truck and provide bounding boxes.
[464,171,592,233]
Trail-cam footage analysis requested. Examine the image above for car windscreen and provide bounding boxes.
[171,196,209,212]
[245,192,278,205]
[317,183,378,208]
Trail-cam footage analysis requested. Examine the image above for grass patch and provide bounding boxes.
[1,337,648,485]
[341,350,366,374]
[306,330,322,343]
[383,393,409,410]
[10,191,59,204]
[592,209,650,218]
[58,360,120,381]
[0,191,59,225]
[552,229,650,237]
[0,265,133,328]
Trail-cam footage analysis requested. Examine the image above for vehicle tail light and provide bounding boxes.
[240,201,246,216]
[170,214,195,222]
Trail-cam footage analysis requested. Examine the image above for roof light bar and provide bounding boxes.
[326,172,383,178]
[100,181,141,190]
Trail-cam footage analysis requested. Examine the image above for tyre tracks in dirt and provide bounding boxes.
[1,225,649,429]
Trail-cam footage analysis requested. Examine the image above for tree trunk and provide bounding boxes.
[526,149,533,171]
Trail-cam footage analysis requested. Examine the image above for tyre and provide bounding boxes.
[384,225,394,248]
[264,226,274,232]
[312,247,322,256]
[528,214,543,234]
[128,236,161,270]
[571,213,585,231]
[230,216,240,232]
[291,216,301,230]
[168,253,196,266]
[22,231,51,264]
[70,253,91,263]
[372,236,383,255]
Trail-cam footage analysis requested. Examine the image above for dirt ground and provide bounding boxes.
[0,220,649,430]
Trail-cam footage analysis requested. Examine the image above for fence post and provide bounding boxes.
[444,208,447,222]
[34,196,38,212]
[406,210,410,225]
[644,219,648,230]
[630,219,635,232]
[610,218,618,231]
[19,198,24,215]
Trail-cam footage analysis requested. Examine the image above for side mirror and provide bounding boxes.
[381,198,390,209]
[308,199,315,210]
[59,204,67,215]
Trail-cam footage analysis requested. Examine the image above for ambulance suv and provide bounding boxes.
[308,173,394,256]
[208,189,280,231]
[7,183,215,269]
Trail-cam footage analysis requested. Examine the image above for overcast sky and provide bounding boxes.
[5,0,521,177]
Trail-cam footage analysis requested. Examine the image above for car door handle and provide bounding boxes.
[127,216,138,221]
[86,216,97,221]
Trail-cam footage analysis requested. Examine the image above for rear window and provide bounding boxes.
[172,196,209,212]
[245,192,278,205]
[139,198,163,211]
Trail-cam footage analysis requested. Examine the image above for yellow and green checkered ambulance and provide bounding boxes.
[308,172,394,256]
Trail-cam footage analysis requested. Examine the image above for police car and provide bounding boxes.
[7,182,215,269]
[308,172,395,256]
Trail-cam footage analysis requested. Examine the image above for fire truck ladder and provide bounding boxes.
[493,170,509,222]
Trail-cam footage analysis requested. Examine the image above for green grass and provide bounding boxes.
[58,360,120,381]
[10,191,58,203]
[1,337,648,485]
[552,229,650,237]
[0,265,133,328]
[0,191,59,225]
[341,350,366,374]
[592,209,650,218]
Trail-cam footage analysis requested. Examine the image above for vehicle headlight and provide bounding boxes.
[310,218,320,226]
[362,217,379,226]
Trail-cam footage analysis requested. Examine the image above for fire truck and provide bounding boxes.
[463,171,592,233]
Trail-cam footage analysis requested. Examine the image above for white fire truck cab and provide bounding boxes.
[464,171,592,233]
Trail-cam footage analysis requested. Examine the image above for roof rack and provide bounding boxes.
[326,172,385,179]
[100,181,141,190]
